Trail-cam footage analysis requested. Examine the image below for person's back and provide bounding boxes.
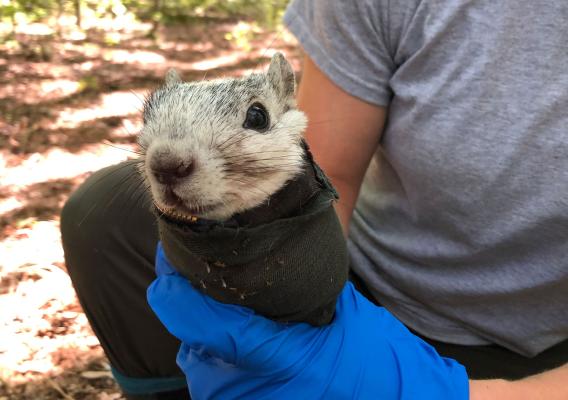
[286,0,568,362]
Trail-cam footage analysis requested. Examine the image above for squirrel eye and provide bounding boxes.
[243,103,270,133]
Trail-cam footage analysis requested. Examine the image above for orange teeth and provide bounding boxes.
[155,204,199,223]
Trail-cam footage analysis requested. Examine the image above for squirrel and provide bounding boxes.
[138,53,349,326]
[139,53,308,222]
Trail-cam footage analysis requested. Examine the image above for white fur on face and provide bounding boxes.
[139,65,307,221]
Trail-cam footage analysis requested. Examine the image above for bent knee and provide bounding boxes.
[61,161,146,241]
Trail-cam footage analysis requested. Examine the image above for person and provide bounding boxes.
[60,0,568,398]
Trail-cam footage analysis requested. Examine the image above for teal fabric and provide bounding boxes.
[111,366,187,395]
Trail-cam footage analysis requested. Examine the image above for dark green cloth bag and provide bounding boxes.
[157,142,349,326]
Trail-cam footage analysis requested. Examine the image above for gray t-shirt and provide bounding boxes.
[284,0,568,357]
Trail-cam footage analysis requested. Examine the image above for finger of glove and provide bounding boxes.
[155,242,179,276]
[147,272,285,365]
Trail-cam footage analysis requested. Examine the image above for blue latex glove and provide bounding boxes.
[148,243,469,400]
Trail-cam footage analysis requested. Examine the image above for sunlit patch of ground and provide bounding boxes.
[52,91,145,129]
[0,218,121,399]
[0,79,81,104]
[1,17,298,399]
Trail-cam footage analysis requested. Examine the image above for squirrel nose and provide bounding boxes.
[151,160,194,185]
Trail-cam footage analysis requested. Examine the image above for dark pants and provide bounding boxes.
[60,161,567,397]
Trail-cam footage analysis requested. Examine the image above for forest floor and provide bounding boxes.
[0,18,299,399]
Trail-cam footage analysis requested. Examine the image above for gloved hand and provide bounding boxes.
[148,243,469,400]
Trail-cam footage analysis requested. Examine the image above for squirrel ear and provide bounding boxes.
[267,52,296,100]
[165,68,181,86]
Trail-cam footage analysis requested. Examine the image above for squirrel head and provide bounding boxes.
[139,53,307,221]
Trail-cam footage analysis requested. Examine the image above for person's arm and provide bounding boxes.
[470,364,568,400]
[297,55,387,235]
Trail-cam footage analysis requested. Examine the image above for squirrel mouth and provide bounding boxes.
[155,202,222,223]
[156,190,221,221]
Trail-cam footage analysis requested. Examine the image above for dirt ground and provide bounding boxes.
[0,19,299,399]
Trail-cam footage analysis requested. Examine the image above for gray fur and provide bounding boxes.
[267,52,296,102]
[139,53,307,221]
